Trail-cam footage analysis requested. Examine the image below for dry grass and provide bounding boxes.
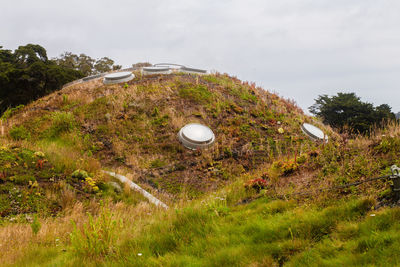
[0,202,85,265]
[0,199,157,266]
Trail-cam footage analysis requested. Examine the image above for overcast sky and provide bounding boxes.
[1,0,400,113]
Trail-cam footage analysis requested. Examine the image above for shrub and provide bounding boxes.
[245,178,268,192]
[0,105,24,121]
[9,125,30,140]
[47,112,75,138]
[71,169,89,180]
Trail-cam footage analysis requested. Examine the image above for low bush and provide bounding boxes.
[47,112,75,138]
[9,125,30,140]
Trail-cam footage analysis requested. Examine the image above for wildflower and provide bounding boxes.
[278,127,284,134]
[29,180,39,188]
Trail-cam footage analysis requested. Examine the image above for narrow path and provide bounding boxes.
[102,170,169,209]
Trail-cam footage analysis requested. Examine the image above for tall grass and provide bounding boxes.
[9,195,390,267]
[70,204,123,259]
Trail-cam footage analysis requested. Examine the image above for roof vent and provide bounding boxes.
[178,123,215,150]
[103,71,134,85]
[142,66,171,75]
[301,123,328,143]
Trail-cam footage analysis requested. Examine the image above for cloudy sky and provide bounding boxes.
[1,0,400,113]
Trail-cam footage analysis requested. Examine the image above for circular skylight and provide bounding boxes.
[178,123,215,150]
[301,123,328,143]
[103,71,134,84]
[154,63,184,70]
[181,66,207,74]
[142,66,171,75]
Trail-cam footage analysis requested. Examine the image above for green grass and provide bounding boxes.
[178,84,213,104]
[46,111,76,138]
[13,195,400,267]
[9,125,30,140]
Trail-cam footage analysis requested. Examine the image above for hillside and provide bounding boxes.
[3,72,328,200]
[1,71,400,266]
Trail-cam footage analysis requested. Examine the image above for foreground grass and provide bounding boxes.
[7,194,400,267]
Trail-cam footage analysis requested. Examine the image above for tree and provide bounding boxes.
[94,57,121,74]
[0,44,83,114]
[53,53,121,76]
[309,92,395,134]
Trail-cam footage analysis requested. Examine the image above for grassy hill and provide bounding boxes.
[1,71,400,266]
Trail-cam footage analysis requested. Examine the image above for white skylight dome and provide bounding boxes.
[142,66,172,75]
[103,71,134,85]
[180,66,207,74]
[178,123,215,150]
[301,123,328,143]
[154,63,184,70]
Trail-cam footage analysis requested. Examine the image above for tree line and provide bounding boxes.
[0,44,121,114]
[310,92,396,135]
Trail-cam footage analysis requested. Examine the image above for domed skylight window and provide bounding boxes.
[103,71,134,85]
[301,123,328,143]
[142,66,171,75]
[181,66,207,74]
[178,123,215,150]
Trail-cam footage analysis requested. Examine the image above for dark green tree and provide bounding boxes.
[309,92,395,134]
[0,44,83,114]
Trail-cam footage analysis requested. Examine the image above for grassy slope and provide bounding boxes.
[4,72,326,200]
[1,72,400,266]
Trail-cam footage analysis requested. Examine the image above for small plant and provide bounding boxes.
[36,159,45,169]
[70,204,122,258]
[123,83,129,89]
[296,154,307,164]
[245,178,268,192]
[72,169,89,180]
[282,161,298,176]
[85,177,99,192]
[30,214,41,235]
[9,125,30,140]
[62,94,68,103]
[28,180,39,188]
[34,151,45,158]
[47,111,75,138]
[0,105,24,121]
